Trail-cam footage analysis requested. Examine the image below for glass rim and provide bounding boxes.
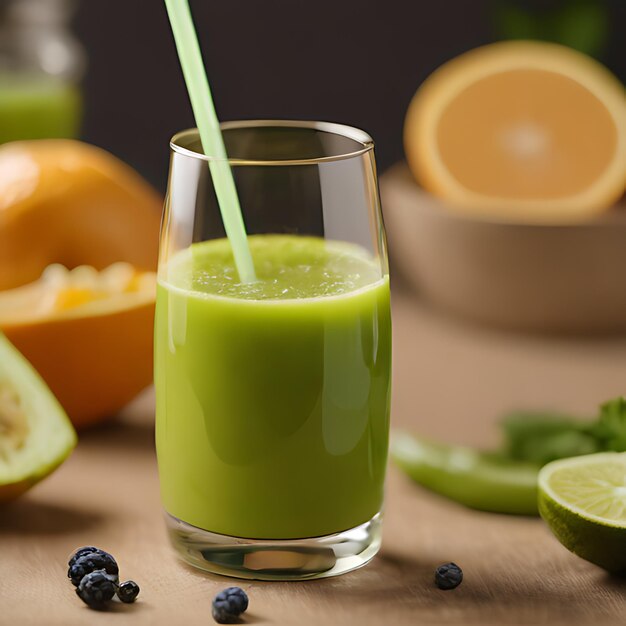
[170,119,375,166]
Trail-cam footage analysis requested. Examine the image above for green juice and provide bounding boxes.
[155,235,391,539]
[0,76,81,144]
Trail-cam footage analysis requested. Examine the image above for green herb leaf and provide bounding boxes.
[501,411,598,464]
[589,397,626,452]
[491,0,609,58]
[492,2,540,41]
[552,1,608,57]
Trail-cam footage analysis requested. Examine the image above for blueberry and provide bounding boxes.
[435,562,463,590]
[215,587,248,614]
[68,546,99,569]
[68,550,119,587]
[212,601,240,624]
[212,587,249,623]
[76,569,118,609]
[117,580,140,603]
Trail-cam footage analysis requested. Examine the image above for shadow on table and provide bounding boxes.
[76,386,156,453]
[77,417,155,454]
[265,549,624,624]
[0,498,103,535]
[602,572,626,589]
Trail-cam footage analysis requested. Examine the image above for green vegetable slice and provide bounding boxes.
[391,431,539,515]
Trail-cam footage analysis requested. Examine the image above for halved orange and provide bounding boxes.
[0,264,155,429]
[404,41,626,222]
[0,139,162,290]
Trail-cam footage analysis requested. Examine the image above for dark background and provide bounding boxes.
[73,0,626,190]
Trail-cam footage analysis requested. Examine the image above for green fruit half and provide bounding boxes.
[391,430,539,515]
[538,452,626,574]
[0,333,76,502]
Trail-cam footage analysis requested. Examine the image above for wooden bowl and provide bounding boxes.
[381,163,626,334]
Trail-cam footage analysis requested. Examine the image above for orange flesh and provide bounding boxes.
[53,288,100,310]
[437,69,618,199]
[52,276,148,311]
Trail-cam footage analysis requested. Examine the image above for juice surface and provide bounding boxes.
[155,235,391,539]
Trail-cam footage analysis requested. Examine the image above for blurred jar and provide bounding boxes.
[0,0,85,144]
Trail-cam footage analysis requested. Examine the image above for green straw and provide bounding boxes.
[164,0,256,283]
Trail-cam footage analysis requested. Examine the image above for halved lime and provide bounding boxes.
[0,333,76,502]
[538,452,626,574]
[391,431,539,515]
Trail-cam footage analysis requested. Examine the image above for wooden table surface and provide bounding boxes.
[2,288,626,625]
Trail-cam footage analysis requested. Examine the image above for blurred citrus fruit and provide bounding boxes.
[0,139,162,290]
[538,452,626,573]
[0,333,76,502]
[0,264,156,429]
[404,41,626,222]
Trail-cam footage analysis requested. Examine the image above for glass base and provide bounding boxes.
[165,512,382,581]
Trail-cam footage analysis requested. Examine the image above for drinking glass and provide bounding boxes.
[155,120,391,580]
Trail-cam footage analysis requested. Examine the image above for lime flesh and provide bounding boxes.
[538,452,626,574]
[0,333,76,502]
